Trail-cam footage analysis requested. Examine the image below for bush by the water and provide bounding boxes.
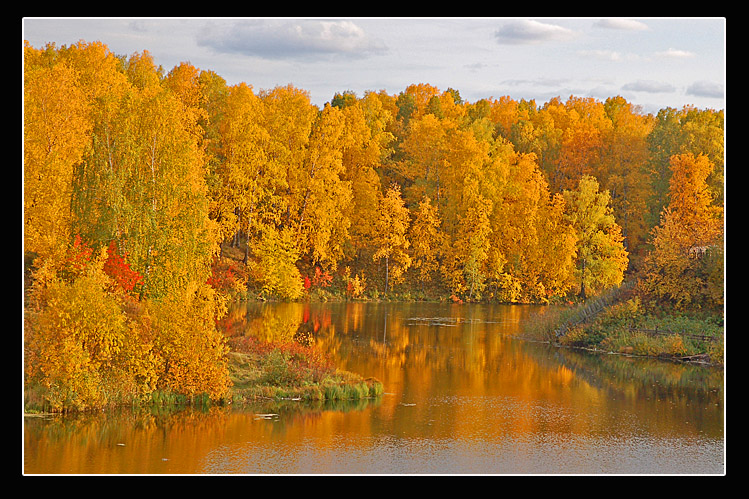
[227,335,383,402]
[558,296,723,363]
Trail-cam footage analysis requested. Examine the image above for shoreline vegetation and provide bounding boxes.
[519,282,724,369]
[24,315,385,415]
[23,40,723,415]
[224,335,384,406]
[24,281,721,417]
[23,242,722,416]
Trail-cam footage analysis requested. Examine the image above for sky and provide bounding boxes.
[22,17,726,115]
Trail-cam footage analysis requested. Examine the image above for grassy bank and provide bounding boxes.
[524,284,724,366]
[225,335,383,405]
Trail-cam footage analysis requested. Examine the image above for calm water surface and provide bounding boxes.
[24,301,725,474]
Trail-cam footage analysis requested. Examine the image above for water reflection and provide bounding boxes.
[25,301,724,474]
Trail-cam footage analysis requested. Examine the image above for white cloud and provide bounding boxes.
[587,84,620,100]
[654,48,695,58]
[196,19,388,61]
[622,80,676,93]
[579,49,623,61]
[593,19,649,31]
[494,20,577,45]
[687,81,724,98]
[464,62,488,72]
[501,77,572,88]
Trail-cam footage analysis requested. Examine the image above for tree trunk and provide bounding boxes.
[385,255,389,294]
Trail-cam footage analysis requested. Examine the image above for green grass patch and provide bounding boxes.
[557,296,724,364]
[226,336,383,404]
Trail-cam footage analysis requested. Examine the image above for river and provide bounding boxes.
[23,301,725,475]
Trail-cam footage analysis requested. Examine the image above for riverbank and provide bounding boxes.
[24,334,383,415]
[224,335,383,404]
[522,285,724,368]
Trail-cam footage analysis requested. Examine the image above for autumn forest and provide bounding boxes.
[23,40,724,411]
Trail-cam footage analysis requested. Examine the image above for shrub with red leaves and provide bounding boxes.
[302,266,332,292]
[57,235,94,282]
[311,267,332,288]
[207,257,246,293]
[57,236,143,295]
[103,241,143,293]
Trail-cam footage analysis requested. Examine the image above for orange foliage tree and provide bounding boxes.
[643,153,724,308]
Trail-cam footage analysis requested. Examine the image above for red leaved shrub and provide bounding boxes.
[103,241,143,293]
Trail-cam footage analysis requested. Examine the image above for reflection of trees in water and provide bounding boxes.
[28,302,724,474]
[314,302,533,370]
[219,301,724,440]
[227,301,336,347]
[548,345,724,407]
[24,395,384,474]
[524,344,724,438]
[228,302,723,402]
[24,405,233,473]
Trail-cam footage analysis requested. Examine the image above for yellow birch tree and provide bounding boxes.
[372,184,412,293]
[563,175,628,300]
[292,103,352,268]
[409,196,446,283]
[24,57,91,261]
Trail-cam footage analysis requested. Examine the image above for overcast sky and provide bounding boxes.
[22,17,725,115]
